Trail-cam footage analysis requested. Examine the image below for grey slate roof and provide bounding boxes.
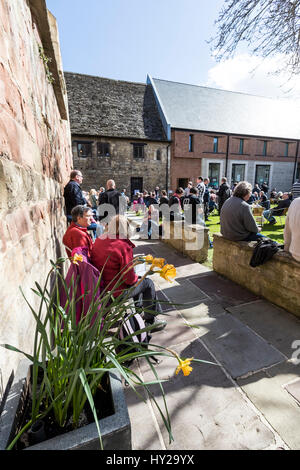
[150,77,300,140]
[64,72,167,141]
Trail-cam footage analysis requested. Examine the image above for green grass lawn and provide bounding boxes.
[203,207,285,268]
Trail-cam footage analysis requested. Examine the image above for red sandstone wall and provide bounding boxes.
[0,0,72,392]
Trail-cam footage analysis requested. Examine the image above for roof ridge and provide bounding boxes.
[151,77,296,102]
[64,71,146,87]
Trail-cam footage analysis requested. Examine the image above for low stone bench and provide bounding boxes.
[162,221,209,263]
[213,233,300,317]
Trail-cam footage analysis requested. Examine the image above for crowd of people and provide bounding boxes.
[62,169,300,291]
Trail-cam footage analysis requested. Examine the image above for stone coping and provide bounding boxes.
[212,233,300,317]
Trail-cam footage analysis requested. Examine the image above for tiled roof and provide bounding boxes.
[151,77,300,140]
[64,72,167,141]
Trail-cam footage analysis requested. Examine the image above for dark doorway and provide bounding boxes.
[131,177,143,198]
[178,178,188,190]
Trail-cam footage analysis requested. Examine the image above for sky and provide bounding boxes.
[46,0,300,100]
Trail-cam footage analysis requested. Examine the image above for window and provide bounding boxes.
[263,141,268,156]
[231,164,245,183]
[239,139,244,155]
[255,165,270,186]
[208,163,220,188]
[189,135,194,152]
[133,143,145,159]
[156,149,161,161]
[213,137,219,153]
[296,162,300,180]
[285,142,289,157]
[77,142,92,158]
[97,142,110,157]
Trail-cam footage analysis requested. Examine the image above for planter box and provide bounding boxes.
[0,359,131,450]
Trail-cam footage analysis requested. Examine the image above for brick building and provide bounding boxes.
[148,76,300,192]
[64,73,170,197]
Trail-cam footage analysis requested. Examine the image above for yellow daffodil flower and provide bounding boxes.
[175,357,193,376]
[150,257,165,269]
[72,253,83,265]
[144,254,154,264]
[159,264,176,282]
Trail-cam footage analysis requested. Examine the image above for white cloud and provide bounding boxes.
[203,54,300,101]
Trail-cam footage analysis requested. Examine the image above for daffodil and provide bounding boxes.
[72,253,83,265]
[150,257,165,269]
[144,254,154,264]
[175,357,193,376]
[159,264,176,282]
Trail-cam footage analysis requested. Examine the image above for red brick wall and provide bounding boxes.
[170,129,296,189]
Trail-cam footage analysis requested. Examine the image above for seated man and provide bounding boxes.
[63,205,94,257]
[263,192,292,224]
[258,191,270,210]
[284,197,300,262]
[220,181,264,242]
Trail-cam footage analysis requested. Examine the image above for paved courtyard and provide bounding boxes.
[124,238,300,450]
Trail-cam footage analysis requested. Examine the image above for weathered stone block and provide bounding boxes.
[213,233,300,317]
[162,221,209,262]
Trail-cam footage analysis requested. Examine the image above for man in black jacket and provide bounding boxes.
[98,179,125,223]
[63,170,87,222]
[217,177,231,215]
[263,192,292,224]
[182,187,203,224]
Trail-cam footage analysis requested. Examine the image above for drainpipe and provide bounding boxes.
[225,135,230,178]
[166,144,170,192]
[292,140,300,186]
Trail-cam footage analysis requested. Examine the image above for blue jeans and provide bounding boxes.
[242,232,266,242]
[263,210,276,224]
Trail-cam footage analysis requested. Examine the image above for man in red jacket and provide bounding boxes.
[63,205,94,257]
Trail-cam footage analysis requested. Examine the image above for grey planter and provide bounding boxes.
[0,359,131,450]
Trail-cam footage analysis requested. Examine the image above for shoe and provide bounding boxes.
[146,318,167,332]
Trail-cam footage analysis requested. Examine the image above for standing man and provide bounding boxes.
[196,177,205,204]
[98,179,125,223]
[203,178,210,221]
[217,177,231,215]
[182,187,204,225]
[63,170,87,223]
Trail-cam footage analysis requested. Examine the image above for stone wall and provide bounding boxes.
[0,0,72,397]
[72,135,169,196]
[162,221,209,263]
[213,233,300,317]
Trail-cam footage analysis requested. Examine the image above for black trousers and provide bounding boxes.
[129,277,163,323]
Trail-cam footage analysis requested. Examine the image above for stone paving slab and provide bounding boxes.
[285,379,300,405]
[149,310,196,349]
[124,385,163,450]
[237,361,300,449]
[226,300,300,359]
[136,339,276,450]
[190,313,285,379]
[190,271,259,307]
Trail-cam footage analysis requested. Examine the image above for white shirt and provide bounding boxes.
[284,197,300,262]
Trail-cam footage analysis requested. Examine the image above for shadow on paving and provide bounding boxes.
[127,239,300,449]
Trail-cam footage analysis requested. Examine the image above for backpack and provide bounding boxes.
[249,238,280,267]
[117,312,152,366]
